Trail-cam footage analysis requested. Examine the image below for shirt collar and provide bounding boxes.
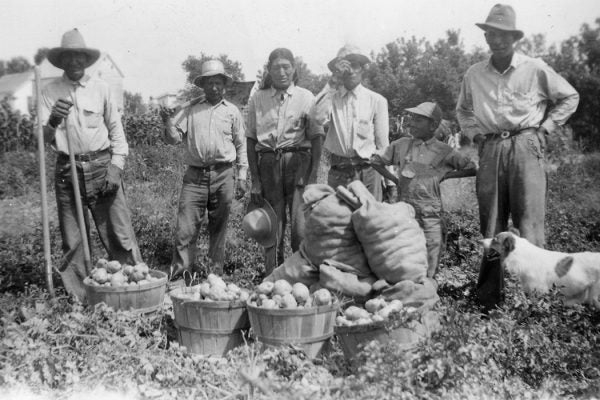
[339,83,363,97]
[270,83,295,98]
[413,136,436,146]
[486,52,524,73]
[62,73,91,87]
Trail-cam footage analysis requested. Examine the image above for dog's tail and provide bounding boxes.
[555,256,574,278]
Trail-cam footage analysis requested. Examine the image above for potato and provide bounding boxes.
[96,258,109,269]
[272,279,293,296]
[313,289,332,306]
[292,283,310,303]
[344,306,370,321]
[110,271,128,286]
[281,293,297,309]
[199,282,211,298]
[92,268,109,284]
[106,260,122,273]
[261,299,278,309]
[257,281,274,295]
[227,283,241,294]
[207,273,226,288]
[365,298,386,314]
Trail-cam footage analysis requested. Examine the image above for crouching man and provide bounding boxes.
[41,29,143,301]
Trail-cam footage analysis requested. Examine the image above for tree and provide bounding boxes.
[179,54,244,101]
[123,91,147,115]
[6,57,32,74]
[34,48,50,65]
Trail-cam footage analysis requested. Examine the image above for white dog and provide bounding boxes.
[482,230,600,309]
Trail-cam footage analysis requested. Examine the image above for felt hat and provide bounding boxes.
[47,29,101,69]
[476,4,524,40]
[242,200,279,248]
[193,60,233,87]
[327,44,371,72]
[405,102,443,124]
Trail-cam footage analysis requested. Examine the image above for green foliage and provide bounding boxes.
[0,98,35,152]
[123,91,147,115]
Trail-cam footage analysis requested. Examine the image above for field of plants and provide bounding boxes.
[2,138,600,399]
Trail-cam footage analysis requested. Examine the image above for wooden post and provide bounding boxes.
[34,66,55,298]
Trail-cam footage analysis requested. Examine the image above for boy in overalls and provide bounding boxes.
[372,102,477,278]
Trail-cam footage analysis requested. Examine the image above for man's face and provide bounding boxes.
[201,76,226,104]
[268,58,295,90]
[339,61,363,90]
[484,28,518,59]
[407,113,435,140]
[60,51,88,82]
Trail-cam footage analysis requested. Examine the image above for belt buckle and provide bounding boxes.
[500,131,511,139]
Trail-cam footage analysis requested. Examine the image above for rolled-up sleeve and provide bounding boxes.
[374,96,389,150]
[233,109,248,179]
[104,89,128,169]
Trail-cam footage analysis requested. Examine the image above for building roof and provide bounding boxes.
[0,71,33,97]
[39,52,124,79]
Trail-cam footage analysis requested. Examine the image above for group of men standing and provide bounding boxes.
[42,4,579,302]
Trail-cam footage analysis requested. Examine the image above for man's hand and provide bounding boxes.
[48,99,73,128]
[159,106,176,124]
[102,164,122,196]
[536,127,548,152]
[334,59,352,77]
[236,176,247,200]
[250,179,263,205]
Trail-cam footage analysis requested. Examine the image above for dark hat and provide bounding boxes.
[242,200,279,248]
[47,29,101,69]
[476,4,524,40]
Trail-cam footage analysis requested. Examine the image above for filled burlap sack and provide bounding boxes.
[264,251,319,286]
[319,259,377,298]
[378,278,440,312]
[301,184,369,276]
[348,180,428,284]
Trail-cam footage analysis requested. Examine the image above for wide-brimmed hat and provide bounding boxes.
[193,60,233,87]
[47,29,101,70]
[327,44,371,72]
[242,200,279,248]
[405,102,443,124]
[476,4,524,40]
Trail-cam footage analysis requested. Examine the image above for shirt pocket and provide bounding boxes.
[356,119,373,140]
[287,113,306,132]
[80,100,103,129]
[509,90,535,111]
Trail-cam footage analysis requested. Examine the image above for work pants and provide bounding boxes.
[172,164,233,273]
[55,153,142,301]
[476,131,546,246]
[327,164,383,201]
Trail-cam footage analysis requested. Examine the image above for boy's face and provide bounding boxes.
[407,113,436,140]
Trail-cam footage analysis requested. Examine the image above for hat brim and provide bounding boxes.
[327,53,371,72]
[47,47,100,70]
[244,199,279,248]
[476,23,524,40]
[404,107,434,120]
[193,72,233,87]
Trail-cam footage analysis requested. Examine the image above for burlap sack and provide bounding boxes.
[264,251,319,286]
[301,184,370,276]
[319,260,377,298]
[349,181,428,284]
[379,278,440,312]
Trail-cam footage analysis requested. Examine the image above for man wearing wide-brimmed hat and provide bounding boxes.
[457,4,579,247]
[318,44,391,202]
[163,59,247,278]
[41,29,143,301]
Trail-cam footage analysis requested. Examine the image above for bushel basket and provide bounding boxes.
[170,287,250,356]
[85,270,167,313]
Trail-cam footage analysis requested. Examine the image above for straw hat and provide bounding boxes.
[193,60,233,87]
[405,102,443,125]
[47,29,101,69]
[327,44,371,72]
[242,200,279,248]
[476,4,524,40]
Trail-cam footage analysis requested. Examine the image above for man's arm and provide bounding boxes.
[539,63,580,135]
[456,72,482,143]
[162,107,185,145]
[441,150,477,181]
[373,95,390,151]
[232,109,248,187]
[104,88,127,169]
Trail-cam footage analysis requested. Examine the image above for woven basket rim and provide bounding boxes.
[84,270,167,293]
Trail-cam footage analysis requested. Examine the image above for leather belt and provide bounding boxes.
[57,148,110,163]
[190,162,232,172]
[486,127,537,140]
[258,147,310,160]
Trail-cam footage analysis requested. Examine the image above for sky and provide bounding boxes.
[2,0,599,100]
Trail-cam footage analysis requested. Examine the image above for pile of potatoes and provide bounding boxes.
[84,259,161,287]
[178,274,250,303]
[247,280,334,309]
[336,297,410,326]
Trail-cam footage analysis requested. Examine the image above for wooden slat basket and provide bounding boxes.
[85,270,167,313]
[170,287,250,356]
[246,301,339,359]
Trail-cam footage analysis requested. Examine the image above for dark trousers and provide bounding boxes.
[172,164,233,272]
[327,164,383,201]
[55,153,142,301]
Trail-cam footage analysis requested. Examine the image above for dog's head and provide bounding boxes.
[483,229,520,258]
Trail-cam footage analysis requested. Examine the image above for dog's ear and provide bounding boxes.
[508,227,520,237]
[503,234,516,254]
[555,256,574,278]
